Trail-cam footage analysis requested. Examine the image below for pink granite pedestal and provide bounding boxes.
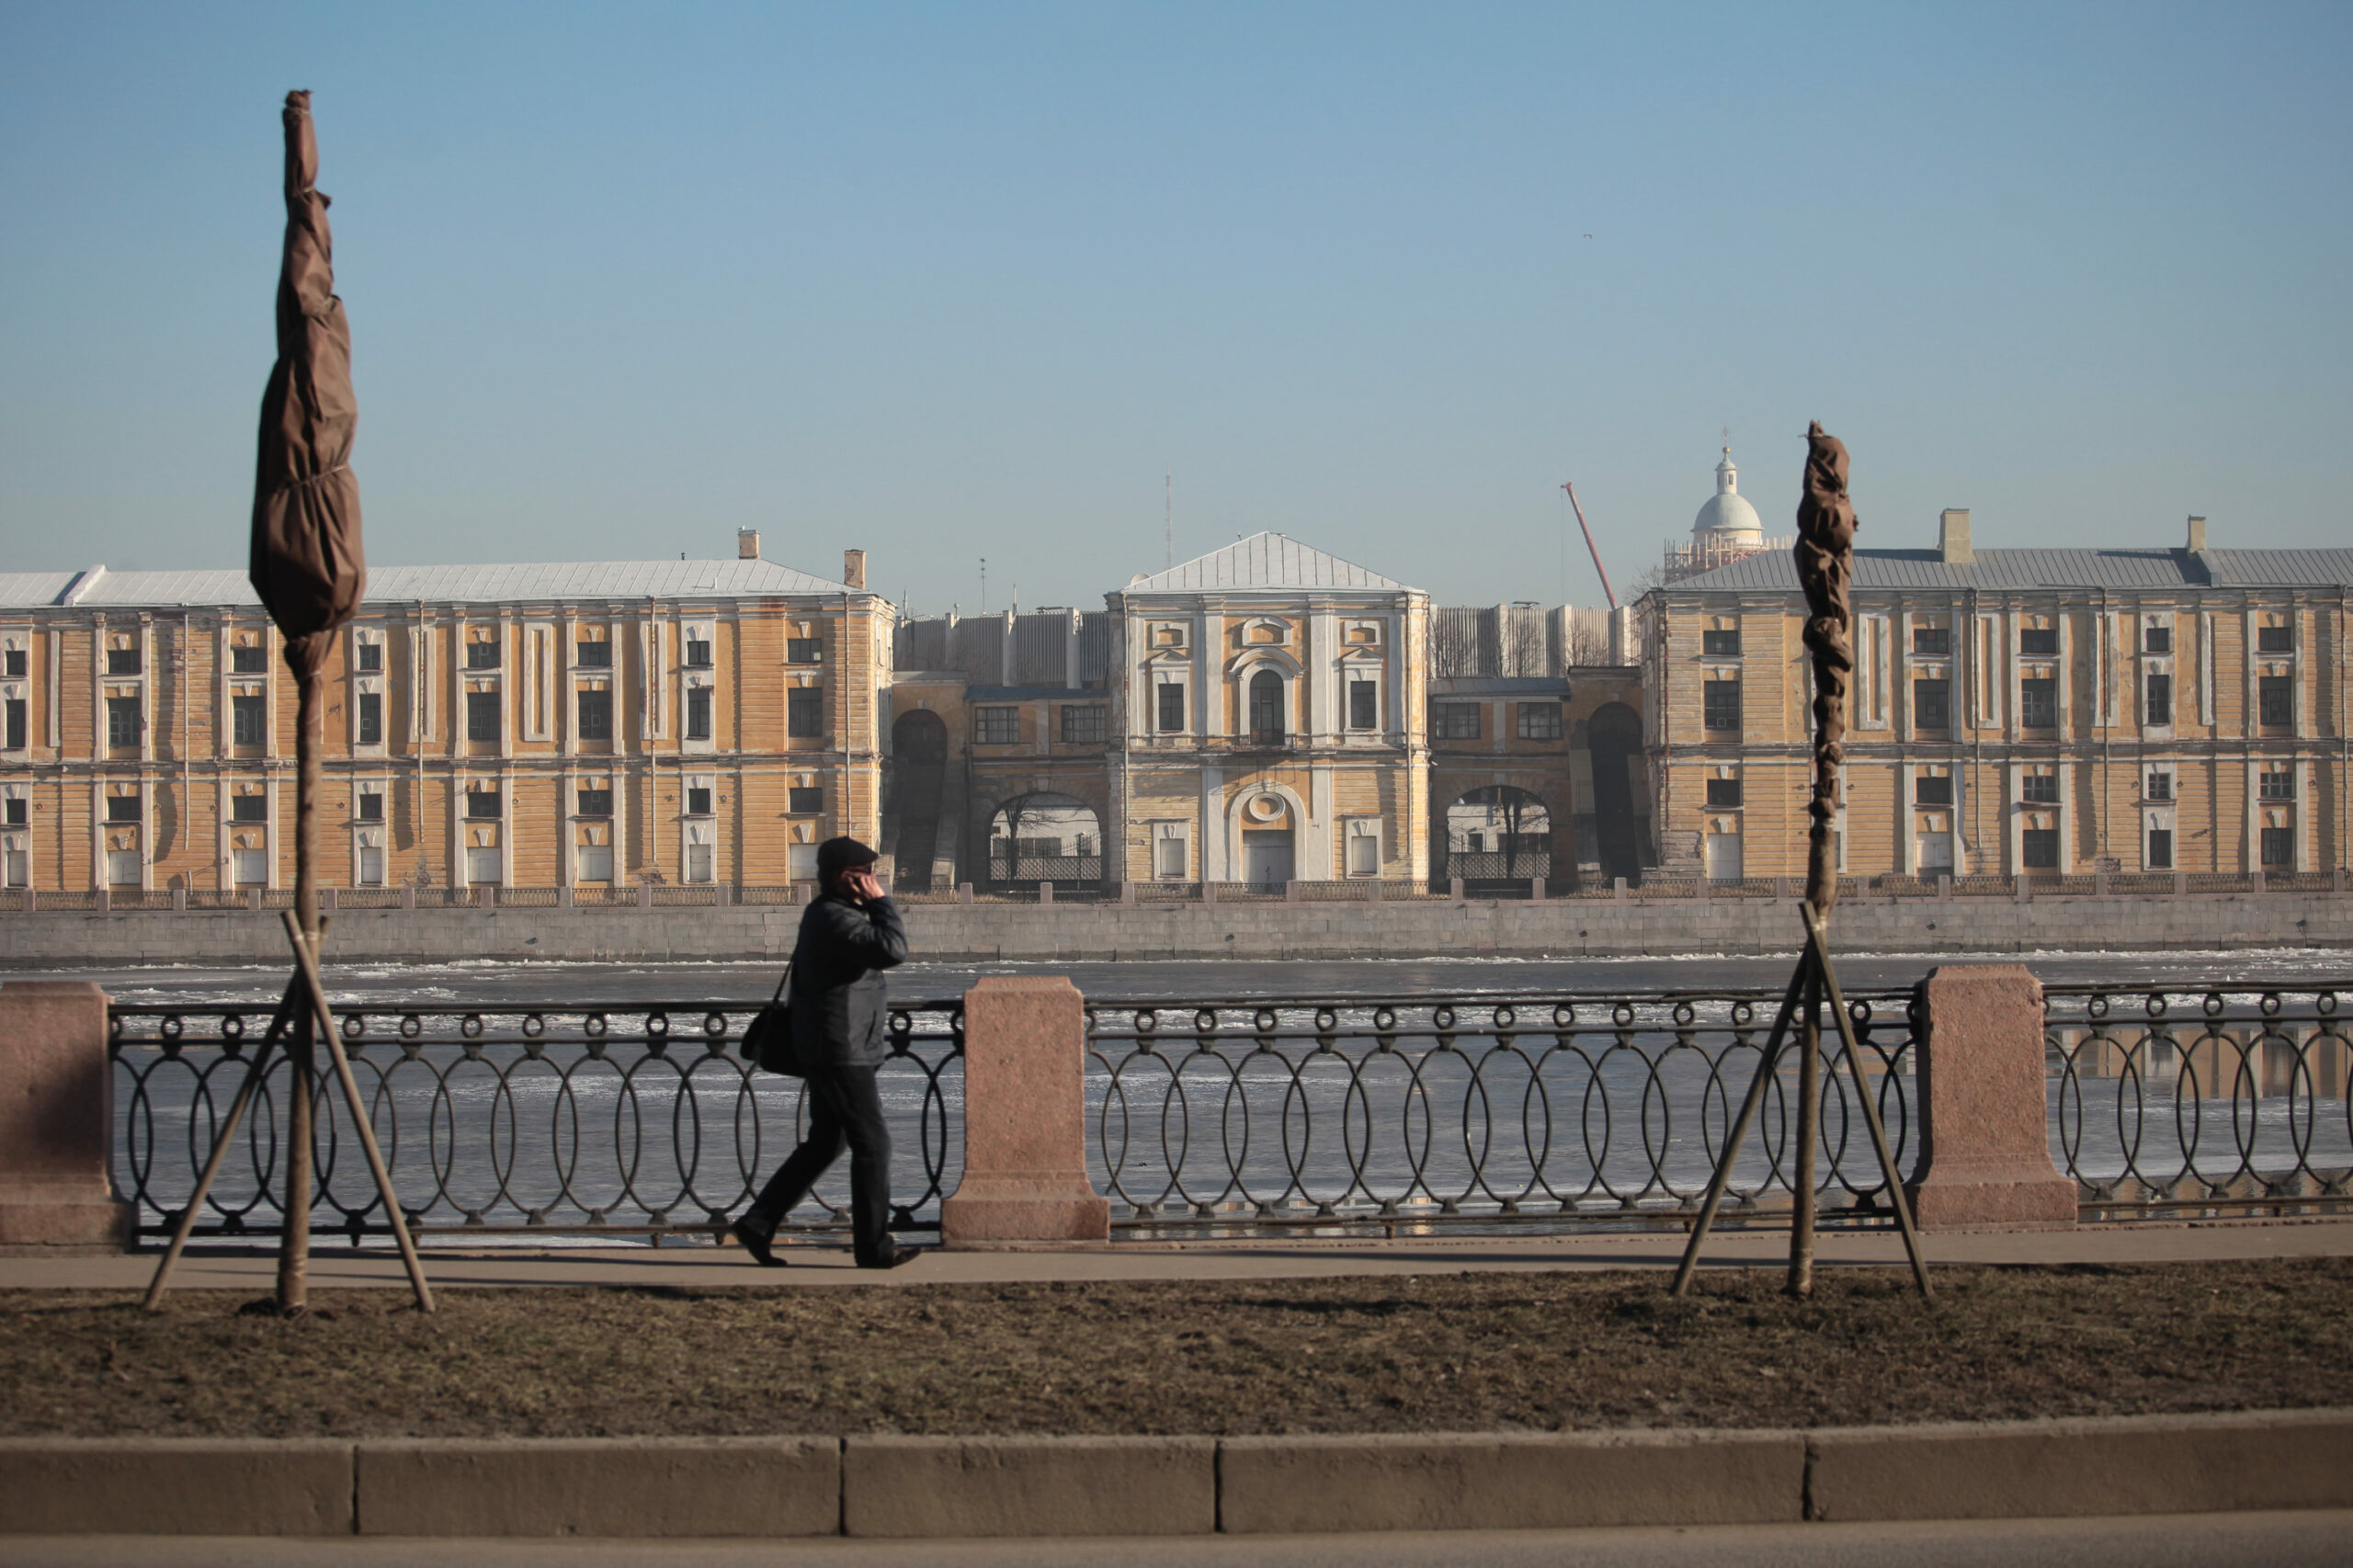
[1904,965,2077,1230]
[941,977,1110,1248]
[0,983,133,1251]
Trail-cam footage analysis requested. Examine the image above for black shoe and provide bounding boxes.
[857,1243,923,1270]
[730,1219,786,1267]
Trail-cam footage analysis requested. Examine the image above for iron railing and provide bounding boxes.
[1082,992,1920,1233]
[108,1001,964,1244]
[2047,984,2351,1218]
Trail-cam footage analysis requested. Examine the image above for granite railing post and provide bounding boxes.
[940,977,1110,1247]
[0,983,133,1250]
[1905,965,2075,1229]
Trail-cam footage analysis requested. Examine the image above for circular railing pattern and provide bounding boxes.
[108,1002,963,1242]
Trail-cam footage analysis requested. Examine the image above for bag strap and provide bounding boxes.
[766,961,791,1006]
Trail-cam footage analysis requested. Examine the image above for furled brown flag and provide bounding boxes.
[1794,421,1858,917]
[248,90,365,679]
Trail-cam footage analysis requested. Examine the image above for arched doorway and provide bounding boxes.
[1587,702,1643,888]
[1438,785,1552,893]
[988,791,1104,889]
[889,710,949,892]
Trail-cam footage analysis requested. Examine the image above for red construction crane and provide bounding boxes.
[1561,481,1617,609]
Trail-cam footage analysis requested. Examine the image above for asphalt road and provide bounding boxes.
[2,1513,2347,1568]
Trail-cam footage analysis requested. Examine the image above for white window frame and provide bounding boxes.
[1342,818,1381,878]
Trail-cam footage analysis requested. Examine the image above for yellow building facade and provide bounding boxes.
[1639,511,2350,881]
[0,535,893,894]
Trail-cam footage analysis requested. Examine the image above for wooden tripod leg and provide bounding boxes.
[141,978,301,1312]
[1802,905,1934,1300]
[1669,959,1810,1297]
[282,914,435,1313]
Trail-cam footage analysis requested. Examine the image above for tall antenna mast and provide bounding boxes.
[979,557,987,615]
[1164,472,1172,570]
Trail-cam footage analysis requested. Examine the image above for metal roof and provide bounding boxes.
[0,557,863,609]
[1662,546,2353,595]
[1123,532,1409,594]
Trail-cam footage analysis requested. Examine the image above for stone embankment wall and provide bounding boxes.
[1,892,2347,964]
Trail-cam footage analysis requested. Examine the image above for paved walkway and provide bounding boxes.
[8,1217,2349,1291]
[2,1513,2348,1568]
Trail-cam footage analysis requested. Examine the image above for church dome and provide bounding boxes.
[1691,448,1763,542]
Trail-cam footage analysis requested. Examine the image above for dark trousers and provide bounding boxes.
[744,1064,893,1263]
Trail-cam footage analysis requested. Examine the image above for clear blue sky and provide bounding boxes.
[3,3,2347,613]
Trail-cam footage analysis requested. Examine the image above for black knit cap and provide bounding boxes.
[815,836,879,880]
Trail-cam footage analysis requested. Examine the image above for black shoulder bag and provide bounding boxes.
[738,964,805,1076]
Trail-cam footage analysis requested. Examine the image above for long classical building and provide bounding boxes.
[1639,502,2350,881]
[0,532,892,895]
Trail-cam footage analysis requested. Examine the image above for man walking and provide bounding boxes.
[732,836,919,1268]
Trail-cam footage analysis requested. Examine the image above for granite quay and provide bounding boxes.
[3,969,2344,1254]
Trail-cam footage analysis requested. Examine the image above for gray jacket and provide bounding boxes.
[786,891,909,1068]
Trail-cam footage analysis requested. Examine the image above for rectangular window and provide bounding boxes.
[2143,673,2172,728]
[2147,829,2173,869]
[230,795,267,824]
[232,694,266,745]
[2146,771,2172,801]
[465,639,500,670]
[3,797,25,825]
[687,687,713,741]
[788,842,820,881]
[2143,625,2172,653]
[574,640,610,668]
[1705,778,1743,808]
[107,647,141,676]
[357,641,382,673]
[1517,702,1563,740]
[2022,827,2060,869]
[231,847,267,886]
[1912,625,1950,655]
[2020,774,2060,804]
[2258,771,2293,801]
[2020,677,2058,728]
[3,649,24,677]
[787,687,823,737]
[576,844,614,882]
[2261,826,2293,867]
[2019,627,2058,656]
[5,699,24,750]
[1702,679,1741,731]
[466,690,501,743]
[684,636,713,668]
[105,849,142,885]
[686,843,714,883]
[465,846,501,885]
[789,786,824,814]
[577,688,612,741]
[2,845,23,886]
[465,789,501,820]
[357,792,382,822]
[1154,835,1188,880]
[1915,774,1953,806]
[1434,703,1480,740]
[975,706,1019,744]
[358,846,384,886]
[357,691,382,745]
[105,793,140,824]
[232,644,267,674]
[107,696,140,749]
[787,638,823,665]
[2258,676,2292,727]
[2256,625,2292,653]
[1348,680,1378,731]
[1061,704,1107,744]
[1701,628,1741,657]
[1155,684,1185,733]
[1913,678,1950,729]
[576,788,613,817]
[687,786,712,816]
[1346,832,1379,877]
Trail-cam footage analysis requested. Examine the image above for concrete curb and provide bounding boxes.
[2,1411,2347,1538]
